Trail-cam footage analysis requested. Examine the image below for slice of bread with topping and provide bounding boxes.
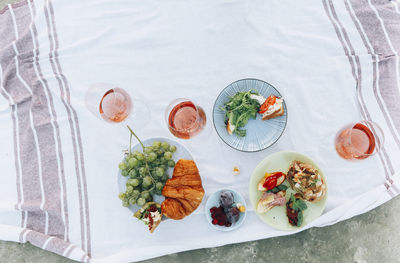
[262,103,284,120]
[260,97,284,120]
[287,161,326,203]
[134,202,163,233]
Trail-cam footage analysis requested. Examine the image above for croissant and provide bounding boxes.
[161,159,204,220]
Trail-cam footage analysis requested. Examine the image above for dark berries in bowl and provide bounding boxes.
[219,191,234,208]
[210,206,229,226]
[226,207,240,224]
[209,190,246,229]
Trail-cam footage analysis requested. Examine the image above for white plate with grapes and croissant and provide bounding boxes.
[117,126,205,233]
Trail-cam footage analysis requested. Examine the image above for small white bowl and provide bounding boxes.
[204,188,247,232]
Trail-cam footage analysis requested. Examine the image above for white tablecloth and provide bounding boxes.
[0,0,400,262]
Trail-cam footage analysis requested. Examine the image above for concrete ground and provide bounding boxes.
[1,195,399,263]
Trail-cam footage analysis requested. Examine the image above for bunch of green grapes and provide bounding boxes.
[118,140,177,208]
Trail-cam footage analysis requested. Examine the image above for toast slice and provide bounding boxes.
[287,161,326,203]
[256,190,286,213]
[149,216,162,233]
[261,105,284,120]
[256,95,284,121]
[257,172,286,191]
[134,202,163,233]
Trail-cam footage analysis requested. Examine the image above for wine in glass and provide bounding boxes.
[165,98,206,139]
[334,121,384,160]
[85,82,149,126]
[99,88,132,123]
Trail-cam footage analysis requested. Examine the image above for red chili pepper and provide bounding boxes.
[262,172,283,190]
[259,96,277,114]
[263,177,277,190]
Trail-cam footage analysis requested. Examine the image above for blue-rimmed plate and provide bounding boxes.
[213,79,288,152]
[204,188,247,232]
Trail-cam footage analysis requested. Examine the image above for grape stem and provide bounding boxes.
[126,125,156,194]
[129,133,132,155]
[127,125,145,150]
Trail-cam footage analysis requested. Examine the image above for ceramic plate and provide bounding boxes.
[249,151,327,231]
[205,188,247,231]
[213,78,287,152]
[117,137,193,213]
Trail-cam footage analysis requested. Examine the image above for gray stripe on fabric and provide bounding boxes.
[42,0,91,255]
[385,182,396,197]
[27,0,69,240]
[40,0,85,250]
[370,0,400,67]
[0,0,27,15]
[393,0,400,14]
[344,0,400,151]
[63,244,76,257]
[0,0,24,229]
[25,229,48,248]
[369,0,400,141]
[349,0,400,135]
[323,0,396,195]
[28,0,69,241]
[43,236,73,255]
[46,4,90,246]
[18,228,86,260]
[11,0,66,239]
[327,0,396,180]
[0,3,45,234]
[0,62,22,211]
[26,211,46,234]
[18,229,28,243]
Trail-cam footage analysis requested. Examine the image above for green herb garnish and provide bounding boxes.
[268,184,288,193]
[290,194,308,212]
[288,194,308,227]
[223,90,260,137]
[297,211,303,226]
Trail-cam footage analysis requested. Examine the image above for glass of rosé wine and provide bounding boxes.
[334,120,384,161]
[165,98,207,139]
[85,82,149,126]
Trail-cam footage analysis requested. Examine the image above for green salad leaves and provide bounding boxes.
[223,90,260,137]
[290,194,308,212]
[267,184,288,193]
[289,194,308,227]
